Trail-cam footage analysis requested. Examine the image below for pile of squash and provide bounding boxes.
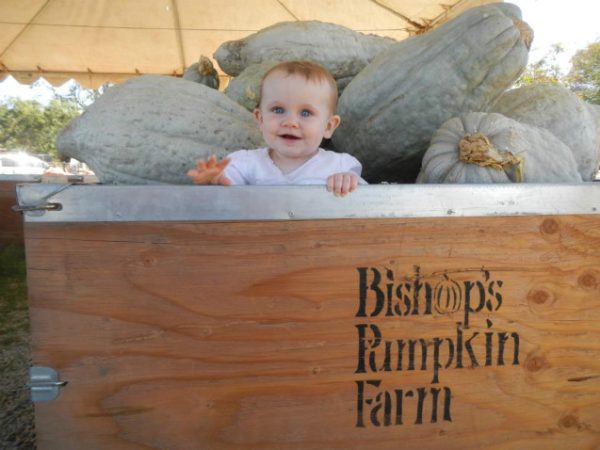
[57,2,600,184]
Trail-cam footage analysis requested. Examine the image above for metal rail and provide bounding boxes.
[15,183,600,223]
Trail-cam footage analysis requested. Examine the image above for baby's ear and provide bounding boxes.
[323,114,341,138]
[253,108,262,124]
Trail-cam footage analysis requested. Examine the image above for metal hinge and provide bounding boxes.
[28,366,68,403]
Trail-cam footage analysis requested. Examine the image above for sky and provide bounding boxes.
[0,0,599,104]
[512,0,600,69]
[0,76,76,105]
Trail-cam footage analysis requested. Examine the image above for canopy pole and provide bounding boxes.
[170,0,186,74]
[0,0,51,61]
[369,0,422,33]
[276,1,300,20]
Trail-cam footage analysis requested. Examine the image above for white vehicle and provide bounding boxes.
[0,151,50,175]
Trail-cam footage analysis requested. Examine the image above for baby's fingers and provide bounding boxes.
[188,155,230,184]
[187,168,220,184]
[195,159,208,171]
[215,157,230,171]
[327,174,345,196]
[326,175,335,193]
[328,173,358,196]
[340,174,354,196]
[329,174,344,195]
[187,168,212,184]
[345,174,358,194]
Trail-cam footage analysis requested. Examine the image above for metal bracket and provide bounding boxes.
[12,202,62,213]
[15,183,72,217]
[28,366,68,403]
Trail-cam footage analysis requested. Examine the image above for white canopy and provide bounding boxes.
[0,0,499,88]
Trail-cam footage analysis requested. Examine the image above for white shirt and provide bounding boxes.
[223,148,367,185]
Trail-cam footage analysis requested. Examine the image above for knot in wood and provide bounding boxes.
[540,218,559,235]
[528,289,549,305]
[578,271,598,290]
[559,414,580,429]
[525,354,547,372]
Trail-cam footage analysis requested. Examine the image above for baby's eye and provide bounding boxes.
[300,109,312,118]
[271,106,284,114]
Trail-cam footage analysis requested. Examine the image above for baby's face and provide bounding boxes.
[254,70,340,167]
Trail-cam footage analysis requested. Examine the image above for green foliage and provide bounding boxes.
[0,81,109,160]
[515,41,600,106]
[566,41,600,105]
[515,43,566,87]
[0,245,28,346]
[0,98,80,159]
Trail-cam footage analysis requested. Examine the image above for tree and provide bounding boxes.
[0,99,80,159]
[52,82,112,110]
[566,41,600,104]
[515,44,566,87]
[0,77,112,160]
[514,41,600,106]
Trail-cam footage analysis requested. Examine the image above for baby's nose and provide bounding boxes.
[281,115,299,127]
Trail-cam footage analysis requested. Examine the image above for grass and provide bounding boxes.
[0,244,36,449]
[0,244,29,345]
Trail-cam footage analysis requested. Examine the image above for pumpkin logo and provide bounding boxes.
[434,274,462,314]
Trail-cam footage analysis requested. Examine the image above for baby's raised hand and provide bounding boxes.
[187,155,231,185]
[326,172,359,197]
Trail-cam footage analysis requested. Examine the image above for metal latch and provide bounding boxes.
[28,366,68,403]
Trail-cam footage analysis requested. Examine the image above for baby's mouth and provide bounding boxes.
[279,134,301,140]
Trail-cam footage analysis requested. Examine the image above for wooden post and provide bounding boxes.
[0,179,26,246]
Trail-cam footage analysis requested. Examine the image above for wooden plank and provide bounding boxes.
[24,216,600,449]
[0,180,24,246]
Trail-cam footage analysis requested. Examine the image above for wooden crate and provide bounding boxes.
[18,184,600,449]
[0,175,98,247]
[0,176,37,246]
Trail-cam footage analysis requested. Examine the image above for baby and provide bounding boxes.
[187,60,366,196]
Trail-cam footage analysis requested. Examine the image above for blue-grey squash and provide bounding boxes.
[224,61,280,112]
[491,84,600,180]
[182,56,220,90]
[213,21,395,79]
[417,112,582,183]
[333,3,533,183]
[224,61,353,112]
[57,76,264,184]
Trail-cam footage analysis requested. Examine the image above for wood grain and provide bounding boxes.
[24,215,600,449]
[0,180,24,246]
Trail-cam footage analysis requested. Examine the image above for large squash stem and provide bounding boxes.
[513,18,534,50]
[458,132,524,182]
[198,55,216,76]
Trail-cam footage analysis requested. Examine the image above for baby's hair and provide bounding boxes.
[257,60,338,111]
